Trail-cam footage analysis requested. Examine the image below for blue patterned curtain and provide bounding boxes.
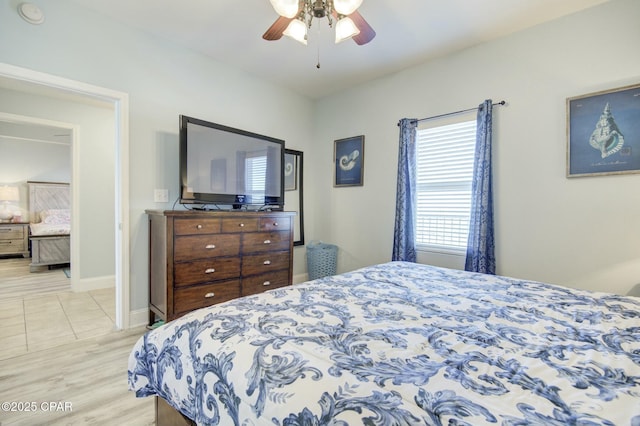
[392,118,418,262]
[465,100,495,274]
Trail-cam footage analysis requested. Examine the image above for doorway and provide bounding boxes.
[0,62,130,329]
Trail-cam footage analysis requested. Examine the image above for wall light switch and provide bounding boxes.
[154,189,169,203]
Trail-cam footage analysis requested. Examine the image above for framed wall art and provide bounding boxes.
[334,135,364,187]
[284,151,297,191]
[567,83,640,177]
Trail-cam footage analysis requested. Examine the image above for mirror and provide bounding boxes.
[284,149,304,246]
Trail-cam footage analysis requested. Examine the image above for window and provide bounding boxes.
[245,152,267,201]
[415,119,476,253]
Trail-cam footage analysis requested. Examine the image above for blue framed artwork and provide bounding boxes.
[334,135,364,187]
[567,83,640,177]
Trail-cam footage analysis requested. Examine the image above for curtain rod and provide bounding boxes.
[398,100,506,126]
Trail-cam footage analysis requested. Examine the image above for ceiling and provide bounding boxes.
[59,0,610,100]
[2,0,610,143]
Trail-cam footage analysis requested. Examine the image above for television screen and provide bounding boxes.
[179,115,284,208]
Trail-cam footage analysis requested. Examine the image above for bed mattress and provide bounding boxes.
[29,223,70,236]
[128,261,640,425]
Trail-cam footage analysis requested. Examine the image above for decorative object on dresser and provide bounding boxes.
[28,181,71,272]
[0,222,29,257]
[146,210,295,324]
[0,185,20,222]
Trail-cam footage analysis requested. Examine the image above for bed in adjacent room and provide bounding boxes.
[28,181,71,272]
[128,261,640,425]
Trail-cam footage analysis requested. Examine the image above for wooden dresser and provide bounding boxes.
[146,210,295,323]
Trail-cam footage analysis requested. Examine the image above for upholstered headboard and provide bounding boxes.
[28,181,70,223]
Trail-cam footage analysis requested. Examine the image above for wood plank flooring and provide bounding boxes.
[0,257,70,300]
[0,257,154,425]
[0,327,154,425]
[0,258,116,360]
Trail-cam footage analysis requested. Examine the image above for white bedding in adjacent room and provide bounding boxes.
[29,222,70,236]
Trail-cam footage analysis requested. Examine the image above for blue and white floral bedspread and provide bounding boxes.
[128,261,640,425]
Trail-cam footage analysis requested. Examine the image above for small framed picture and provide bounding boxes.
[334,135,364,187]
[567,83,640,177]
[284,151,297,191]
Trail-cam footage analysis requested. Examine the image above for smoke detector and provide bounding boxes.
[18,3,45,25]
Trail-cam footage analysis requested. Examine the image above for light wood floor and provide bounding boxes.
[0,257,71,300]
[0,258,116,360]
[0,257,155,425]
[0,327,154,425]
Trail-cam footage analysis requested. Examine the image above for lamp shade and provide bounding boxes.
[335,16,360,43]
[283,18,308,45]
[333,0,363,15]
[0,186,19,202]
[270,0,300,18]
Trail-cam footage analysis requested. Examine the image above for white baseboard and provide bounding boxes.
[72,275,115,292]
[292,273,308,284]
[129,308,149,329]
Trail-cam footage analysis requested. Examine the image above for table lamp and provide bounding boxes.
[0,186,20,222]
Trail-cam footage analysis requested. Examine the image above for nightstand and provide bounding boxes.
[0,222,30,257]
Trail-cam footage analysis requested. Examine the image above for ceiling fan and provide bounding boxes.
[263,0,376,46]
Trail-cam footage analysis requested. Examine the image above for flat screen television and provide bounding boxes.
[179,115,284,209]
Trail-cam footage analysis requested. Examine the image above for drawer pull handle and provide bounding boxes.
[263,281,271,286]
[205,244,216,249]
[273,222,278,227]
[197,224,203,229]
[239,223,245,227]
[263,239,271,244]
[204,292,215,298]
[205,268,216,274]
[263,260,271,265]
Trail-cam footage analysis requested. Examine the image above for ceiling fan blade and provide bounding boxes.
[350,10,376,45]
[262,16,294,41]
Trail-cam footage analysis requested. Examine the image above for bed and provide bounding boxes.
[28,181,71,272]
[128,261,640,425]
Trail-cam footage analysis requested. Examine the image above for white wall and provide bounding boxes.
[0,117,71,218]
[311,0,640,295]
[0,87,116,281]
[1,0,637,318]
[0,0,315,312]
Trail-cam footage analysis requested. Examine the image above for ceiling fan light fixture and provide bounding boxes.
[283,18,308,45]
[269,0,299,18]
[333,0,363,16]
[335,16,360,43]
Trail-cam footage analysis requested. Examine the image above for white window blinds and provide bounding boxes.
[246,154,267,197]
[415,120,476,252]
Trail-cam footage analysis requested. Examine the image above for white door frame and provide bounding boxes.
[0,63,130,329]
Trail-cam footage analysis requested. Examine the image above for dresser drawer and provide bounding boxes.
[259,217,291,232]
[0,240,26,254]
[242,231,291,253]
[174,280,241,314]
[0,225,25,240]
[242,251,290,276]
[174,257,240,287]
[221,217,258,233]
[242,270,290,296]
[174,234,241,261]
[174,218,221,235]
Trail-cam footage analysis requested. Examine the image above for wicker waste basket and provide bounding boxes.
[306,241,338,280]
